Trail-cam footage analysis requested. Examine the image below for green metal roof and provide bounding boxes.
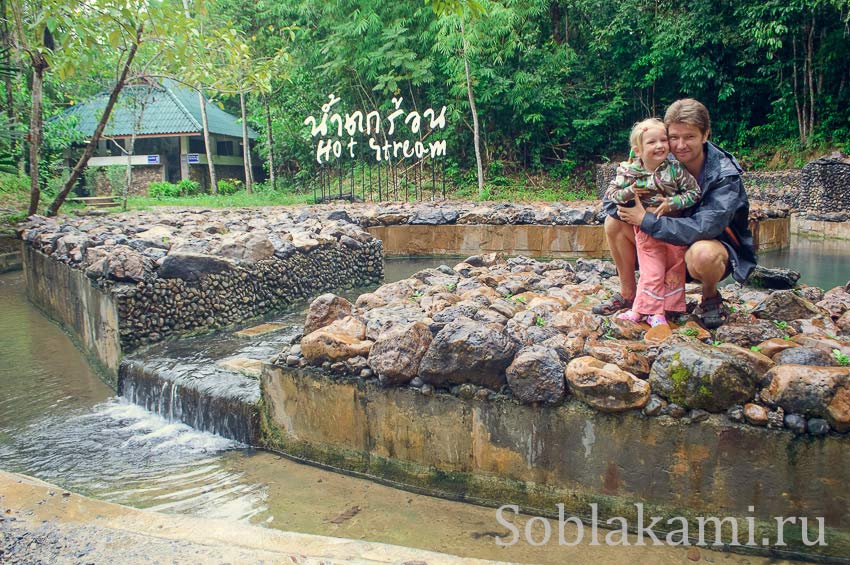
[64,78,257,139]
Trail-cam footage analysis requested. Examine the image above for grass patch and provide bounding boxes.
[126,190,315,209]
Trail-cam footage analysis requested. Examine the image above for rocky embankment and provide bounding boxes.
[288,254,850,436]
[305,199,789,226]
[18,208,383,350]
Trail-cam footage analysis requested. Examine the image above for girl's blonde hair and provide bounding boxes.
[629,118,666,151]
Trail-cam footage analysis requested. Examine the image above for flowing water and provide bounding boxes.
[0,255,814,564]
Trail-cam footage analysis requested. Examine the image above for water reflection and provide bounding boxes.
[759,235,850,290]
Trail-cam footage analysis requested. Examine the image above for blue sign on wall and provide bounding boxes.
[147,154,160,165]
[187,153,200,164]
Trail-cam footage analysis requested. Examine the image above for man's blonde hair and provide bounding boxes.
[629,118,666,151]
[664,98,711,136]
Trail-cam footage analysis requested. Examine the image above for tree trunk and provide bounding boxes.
[265,97,275,190]
[792,37,805,145]
[459,18,484,196]
[806,15,815,144]
[198,89,217,193]
[27,54,46,216]
[47,26,142,217]
[180,0,216,193]
[240,90,253,193]
[124,137,133,210]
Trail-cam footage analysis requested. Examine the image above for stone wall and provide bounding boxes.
[19,208,384,374]
[115,242,382,351]
[799,158,850,218]
[90,165,163,197]
[596,162,803,205]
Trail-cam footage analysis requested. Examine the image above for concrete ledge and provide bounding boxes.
[792,216,850,240]
[261,365,850,561]
[369,218,789,257]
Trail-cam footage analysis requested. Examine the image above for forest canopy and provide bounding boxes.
[3,0,849,201]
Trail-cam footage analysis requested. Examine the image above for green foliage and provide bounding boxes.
[216,178,243,195]
[833,349,850,367]
[772,320,790,331]
[0,173,29,195]
[177,179,202,196]
[126,190,313,209]
[15,0,850,195]
[148,181,182,199]
[534,316,546,327]
[679,327,700,337]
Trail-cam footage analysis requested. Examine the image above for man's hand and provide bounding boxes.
[617,194,647,226]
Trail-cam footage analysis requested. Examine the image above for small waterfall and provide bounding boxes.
[118,359,261,445]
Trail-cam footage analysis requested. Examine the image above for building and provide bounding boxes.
[63,77,258,196]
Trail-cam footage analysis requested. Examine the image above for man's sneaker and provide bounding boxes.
[592,292,634,315]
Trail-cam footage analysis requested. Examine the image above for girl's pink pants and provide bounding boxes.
[632,227,687,315]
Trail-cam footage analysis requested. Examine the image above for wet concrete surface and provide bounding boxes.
[0,470,502,565]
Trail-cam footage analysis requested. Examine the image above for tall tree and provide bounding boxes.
[429,0,486,194]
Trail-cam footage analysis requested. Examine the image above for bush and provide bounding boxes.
[148,181,181,199]
[0,172,29,195]
[177,179,201,196]
[216,178,243,195]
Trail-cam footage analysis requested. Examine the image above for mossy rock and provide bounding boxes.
[649,341,758,412]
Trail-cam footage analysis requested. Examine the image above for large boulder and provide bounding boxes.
[368,322,433,386]
[713,319,786,348]
[746,265,800,290]
[84,244,154,282]
[214,232,275,262]
[157,252,235,281]
[418,320,518,389]
[716,343,776,383]
[816,288,850,320]
[583,337,651,378]
[761,365,850,431]
[751,290,823,321]
[649,341,758,412]
[303,294,353,336]
[565,356,650,412]
[505,345,566,405]
[773,346,837,367]
[362,302,426,341]
[301,316,373,363]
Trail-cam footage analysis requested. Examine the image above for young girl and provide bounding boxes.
[604,118,701,327]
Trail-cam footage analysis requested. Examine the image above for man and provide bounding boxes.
[592,98,756,329]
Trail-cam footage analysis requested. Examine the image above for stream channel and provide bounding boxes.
[0,249,828,564]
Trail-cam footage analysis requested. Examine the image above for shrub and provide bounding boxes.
[216,178,243,195]
[177,179,201,196]
[148,181,181,199]
[0,172,29,195]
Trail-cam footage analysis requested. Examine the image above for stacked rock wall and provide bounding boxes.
[91,166,162,197]
[20,209,383,357]
[596,162,811,211]
[799,158,850,219]
[115,243,381,350]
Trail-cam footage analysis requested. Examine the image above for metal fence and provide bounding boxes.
[311,159,448,203]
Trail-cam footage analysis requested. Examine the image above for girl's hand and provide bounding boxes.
[654,198,672,217]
